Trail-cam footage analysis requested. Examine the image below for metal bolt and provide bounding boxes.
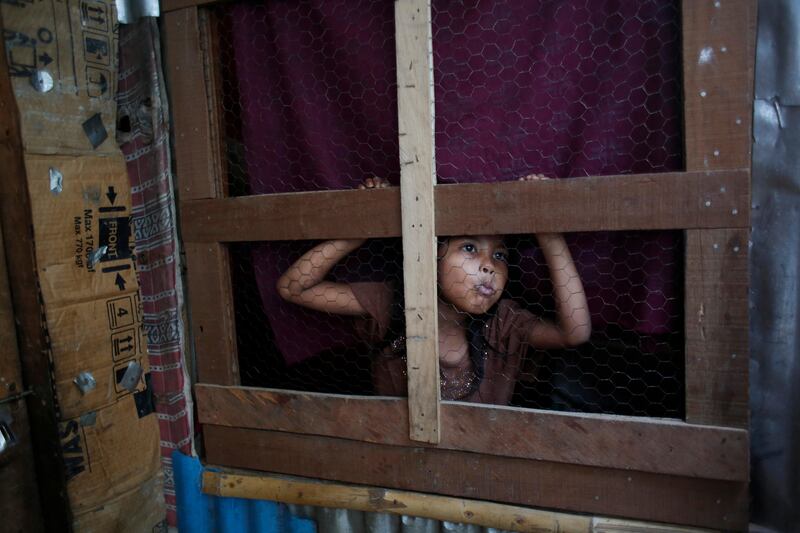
[73,372,97,395]
[700,90,708,97]
[49,167,63,195]
[731,208,738,215]
[30,70,54,93]
[705,200,712,207]
[733,246,740,252]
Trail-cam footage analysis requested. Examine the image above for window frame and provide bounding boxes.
[162,0,754,528]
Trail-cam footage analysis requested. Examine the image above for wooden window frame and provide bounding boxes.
[161,0,755,529]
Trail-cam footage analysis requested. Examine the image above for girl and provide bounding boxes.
[277,175,591,405]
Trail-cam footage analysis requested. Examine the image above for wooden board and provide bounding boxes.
[202,470,715,533]
[163,8,220,200]
[164,7,238,385]
[179,170,749,243]
[0,26,71,529]
[682,0,757,171]
[682,0,753,430]
[195,384,747,481]
[395,0,440,443]
[202,426,749,530]
[0,208,44,532]
[202,470,594,532]
[684,229,748,428]
[185,243,239,385]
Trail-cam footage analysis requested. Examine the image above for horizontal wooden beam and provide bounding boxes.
[202,470,594,532]
[202,469,714,532]
[203,426,748,530]
[195,385,748,481]
[179,170,749,243]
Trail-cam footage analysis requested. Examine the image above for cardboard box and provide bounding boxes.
[72,475,166,533]
[5,1,166,528]
[58,393,162,513]
[1,0,118,155]
[26,154,147,418]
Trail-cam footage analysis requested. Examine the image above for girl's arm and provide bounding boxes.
[526,233,592,348]
[518,174,591,348]
[276,238,368,315]
[276,176,391,316]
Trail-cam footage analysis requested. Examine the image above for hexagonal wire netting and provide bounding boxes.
[214,0,684,418]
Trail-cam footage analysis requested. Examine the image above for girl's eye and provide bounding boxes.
[462,243,476,253]
[494,251,508,262]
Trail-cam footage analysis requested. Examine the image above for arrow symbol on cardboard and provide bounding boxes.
[38,52,53,66]
[115,273,126,291]
[106,186,117,204]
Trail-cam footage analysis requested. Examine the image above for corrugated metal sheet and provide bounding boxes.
[287,506,513,533]
[173,451,513,533]
[750,1,800,530]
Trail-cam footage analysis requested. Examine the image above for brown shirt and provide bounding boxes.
[351,282,539,405]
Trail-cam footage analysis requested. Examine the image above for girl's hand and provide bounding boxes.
[519,173,549,182]
[358,176,392,189]
[519,173,559,242]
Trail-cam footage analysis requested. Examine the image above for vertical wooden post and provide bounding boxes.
[682,0,756,427]
[164,8,239,385]
[0,26,71,529]
[395,0,440,443]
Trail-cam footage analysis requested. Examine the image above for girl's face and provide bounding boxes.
[437,235,509,315]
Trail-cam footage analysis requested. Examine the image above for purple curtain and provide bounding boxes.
[223,0,682,365]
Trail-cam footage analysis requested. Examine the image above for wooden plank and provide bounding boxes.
[163,8,220,200]
[203,426,749,530]
[0,217,24,402]
[0,192,45,531]
[195,385,748,481]
[185,243,239,385]
[0,27,71,529]
[682,1,754,430]
[682,0,757,170]
[179,170,749,242]
[684,229,748,428]
[202,470,713,533]
[395,0,440,443]
[202,470,593,532]
[165,8,236,384]
[197,7,228,197]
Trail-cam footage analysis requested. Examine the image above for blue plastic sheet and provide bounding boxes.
[173,451,316,533]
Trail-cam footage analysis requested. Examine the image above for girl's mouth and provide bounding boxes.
[475,283,496,297]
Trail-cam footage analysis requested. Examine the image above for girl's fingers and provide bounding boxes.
[520,173,550,181]
[361,176,392,189]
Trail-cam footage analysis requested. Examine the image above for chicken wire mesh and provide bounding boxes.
[212,0,684,418]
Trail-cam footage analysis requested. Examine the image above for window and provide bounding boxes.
[163,0,754,528]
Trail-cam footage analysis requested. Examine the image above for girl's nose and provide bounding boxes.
[481,264,494,274]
